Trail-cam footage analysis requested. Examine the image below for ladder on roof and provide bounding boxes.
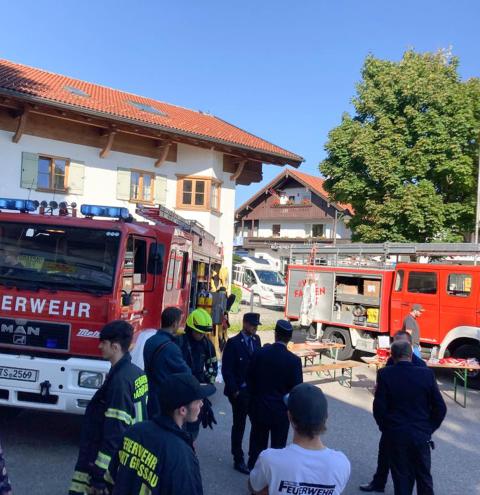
[290,242,480,268]
[294,242,480,256]
[136,205,215,242]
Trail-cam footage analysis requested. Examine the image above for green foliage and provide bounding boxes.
[320,49,480,242]
[232,253,245,265]
[229,284,243,314]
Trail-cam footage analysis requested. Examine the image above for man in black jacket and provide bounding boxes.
[69,321,148,495]
[360,331,427,492]
[177,308,218,440]
[143,307,191,417]
[246,319,303,470]
[373,341,446,495]
[108,373,215,495]
[221,312,262,474]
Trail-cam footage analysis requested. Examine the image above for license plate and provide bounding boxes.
[0,366,39,382]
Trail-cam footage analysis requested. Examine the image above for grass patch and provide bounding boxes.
[227,322,276,333]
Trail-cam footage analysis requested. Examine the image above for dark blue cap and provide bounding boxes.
[275,319,293,333]
[243,312,262,326]
[284,383,328,426]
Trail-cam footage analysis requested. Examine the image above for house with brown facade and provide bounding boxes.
[235,168,353,272]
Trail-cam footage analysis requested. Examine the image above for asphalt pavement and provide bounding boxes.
[2,321,480,494]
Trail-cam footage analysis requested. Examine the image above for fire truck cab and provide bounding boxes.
[0,198,223,414]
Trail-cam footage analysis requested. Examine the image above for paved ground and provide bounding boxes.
[2,313,480,494]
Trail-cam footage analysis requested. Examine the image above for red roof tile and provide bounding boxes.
[287,169,353,213]
[0,59,302,163]
[236,168,354,215]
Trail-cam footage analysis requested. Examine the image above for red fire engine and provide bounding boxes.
[0,198,224,414]
[286,243,480,387]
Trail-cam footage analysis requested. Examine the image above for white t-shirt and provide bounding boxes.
[249,443,351,495]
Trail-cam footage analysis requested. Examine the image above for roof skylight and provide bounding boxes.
[64,85,89,97]
[128,100,168,117]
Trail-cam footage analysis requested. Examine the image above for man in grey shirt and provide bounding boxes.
[401,303,424,358]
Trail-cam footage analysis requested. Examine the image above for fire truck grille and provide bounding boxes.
[0,318,70,351]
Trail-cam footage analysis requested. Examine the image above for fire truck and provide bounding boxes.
[286,243,480,387]
[0,198,224,415]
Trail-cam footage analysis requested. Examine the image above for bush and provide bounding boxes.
[229,285,242,314]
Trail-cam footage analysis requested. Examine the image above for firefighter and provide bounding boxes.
[69,321,148,495]
[177,308,218,439]
[107,373,215,495]
[143,307,191,418]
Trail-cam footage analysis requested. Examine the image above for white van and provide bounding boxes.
[233,257,286,308]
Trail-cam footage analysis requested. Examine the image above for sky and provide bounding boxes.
[1,0,479,207]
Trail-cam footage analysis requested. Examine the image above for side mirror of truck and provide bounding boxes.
[121,290,132,306]
[147,243,164,275]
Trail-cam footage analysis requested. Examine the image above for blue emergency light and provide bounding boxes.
[80,204,130,220]
[0,198,38,212]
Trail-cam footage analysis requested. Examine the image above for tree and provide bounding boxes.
[320,49,480,242]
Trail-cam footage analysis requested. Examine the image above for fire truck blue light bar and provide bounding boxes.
[0,198,38,212]
[80,204,130,219]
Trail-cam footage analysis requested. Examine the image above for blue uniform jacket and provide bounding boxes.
[221,331,261,397]
[373,361,447,441]
[143,330,190,418]
[246,342,303,422]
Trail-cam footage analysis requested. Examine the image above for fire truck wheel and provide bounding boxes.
[323,327,353,360]
[452,344,480,389]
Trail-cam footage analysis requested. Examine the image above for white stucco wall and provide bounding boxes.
[257,219,350,239]
[0,130,235,280]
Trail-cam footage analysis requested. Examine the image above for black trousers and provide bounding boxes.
[371,433,389,488]
[387,435,434,495]
[247,412,289,470]
[228,391,250,463]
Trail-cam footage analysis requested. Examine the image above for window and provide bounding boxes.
[447,273,472,297]
[37,155,68,191]
[128,100,168,117]
[180,251,189,289]
[125,237,147,285]
[407,271,437,294]
[244,269,256,287]
[312,224,324,237]
[64,85,89,98]
[272,224,281,237]
[166,249,177,291]
[130,171,154,202]
[394,270,404,292]
[176,176,222,212]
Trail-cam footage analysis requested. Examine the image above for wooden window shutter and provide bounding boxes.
[116,168,132,200]
[68,160,85,195]
[20,152,39,189]
[154,175,167,205]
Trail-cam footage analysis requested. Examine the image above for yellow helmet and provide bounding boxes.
[186,308,213,334]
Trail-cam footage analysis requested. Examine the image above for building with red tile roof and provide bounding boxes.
[234,168,353,272]
[0,59,302,173]
[0,59,303,279]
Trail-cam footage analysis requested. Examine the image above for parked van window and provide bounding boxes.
[407,271,437,294]
[447,273,472,297]
[244,269,255,287]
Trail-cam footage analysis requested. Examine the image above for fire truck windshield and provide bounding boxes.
[0,222,120,293]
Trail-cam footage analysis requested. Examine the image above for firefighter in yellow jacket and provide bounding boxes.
[69,321,148,495]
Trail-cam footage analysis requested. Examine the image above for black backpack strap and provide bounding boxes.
[145,340,173,384]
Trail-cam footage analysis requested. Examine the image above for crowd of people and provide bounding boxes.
[0,304,448,495]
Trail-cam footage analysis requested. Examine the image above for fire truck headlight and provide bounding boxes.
[78,371,103,389]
